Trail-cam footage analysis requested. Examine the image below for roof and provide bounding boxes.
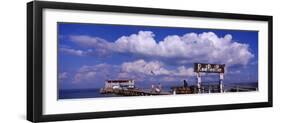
[106,80,134,83]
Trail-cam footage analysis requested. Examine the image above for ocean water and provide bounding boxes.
[59,82,258,99]
[59,89,111,99]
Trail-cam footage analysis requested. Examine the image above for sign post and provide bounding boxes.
[194,63,225,93]
[196,72,202,93]
[219,73,224,93]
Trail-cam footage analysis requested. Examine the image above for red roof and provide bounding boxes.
[106,80,133,83]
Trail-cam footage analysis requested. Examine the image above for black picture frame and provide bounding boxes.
[27,1,273,122]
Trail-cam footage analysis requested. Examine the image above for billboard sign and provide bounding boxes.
[194,63,225,73]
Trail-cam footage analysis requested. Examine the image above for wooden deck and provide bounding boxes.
[171,87,193,94]
[100,88,171,96]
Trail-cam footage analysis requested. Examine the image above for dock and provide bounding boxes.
[100,88,171,96]
[99,79,258,97]
[171,86,193,94]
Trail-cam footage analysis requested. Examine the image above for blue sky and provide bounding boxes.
[58,23,258,90]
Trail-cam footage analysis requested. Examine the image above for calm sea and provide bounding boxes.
[59,82,258,99]
[59,89,111,99]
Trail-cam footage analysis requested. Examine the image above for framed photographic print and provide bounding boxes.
[27,1,273,122]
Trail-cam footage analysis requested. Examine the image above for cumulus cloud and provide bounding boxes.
[68,35,114,55]
[174,66,194,76]
[115,31,158,55]
[74,71,96,83]
[72,59,195,84]
[69,35,112,48]
[114,31,254,66]
[59,72,68,80]
[72,63,148,84]
[121,59,170,76]
[73,64,114,83]
[60,47,85,56]
[60,47,99,56]
[68,31,254,66]
[121,59,194,77]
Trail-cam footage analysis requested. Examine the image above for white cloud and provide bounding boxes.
[72,59,196,84]
[59,72,68,80]
[115,31,254,66]
[74,71,96,83]
[68,35,114,55]
[115,31,158,55]
[121,59,170,76]
[69,31,254,66]
[60,47,85,56]
[60,47,99,56]
[69,35,112,49]
[174,66,194,76]
[121,59,194,77]
[73,64,113,83]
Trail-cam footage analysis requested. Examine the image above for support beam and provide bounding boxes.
[219,73,224,93]
[196,72,201,93]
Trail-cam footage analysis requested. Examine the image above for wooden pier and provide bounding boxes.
[100,85,258,96]
[100,88,171,96]
[171,87,193,94]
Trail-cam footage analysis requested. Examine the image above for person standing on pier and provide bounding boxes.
[151,84,155,93]
[183,80,188,88]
